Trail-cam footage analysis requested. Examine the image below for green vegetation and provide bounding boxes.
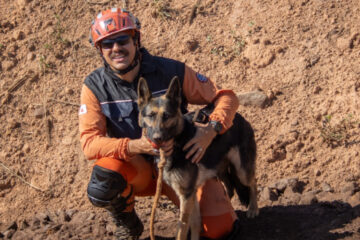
[152,0,172,19]
[208,30,247,58]
[53,14,71,46]
[39,55,52,72]
[320,114,359,147]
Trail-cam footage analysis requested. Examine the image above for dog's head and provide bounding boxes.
[137,76,183,145]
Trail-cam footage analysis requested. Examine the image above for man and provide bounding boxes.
[79,8,240,240]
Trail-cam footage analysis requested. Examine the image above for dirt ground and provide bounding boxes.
[0,0,359,239]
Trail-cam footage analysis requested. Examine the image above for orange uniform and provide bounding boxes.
[80,48,239,239]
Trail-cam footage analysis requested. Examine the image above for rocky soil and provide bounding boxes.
[0,0,359,239]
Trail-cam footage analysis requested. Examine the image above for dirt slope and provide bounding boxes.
[0,0,359,239]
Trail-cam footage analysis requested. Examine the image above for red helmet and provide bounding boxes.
[89,8,141,48]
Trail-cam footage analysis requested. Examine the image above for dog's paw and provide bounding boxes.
[246,208,259,218]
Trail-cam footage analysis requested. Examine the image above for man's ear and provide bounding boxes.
[137,77,151,108]
[165,76,181,108]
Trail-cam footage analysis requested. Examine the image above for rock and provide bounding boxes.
[336,37,351,50]
[283,187,302,203]
[2,60,16,71]
[66,209,78,218]
[322,182,333,192]
[64,87,74,95]
[36,213,51,224]
[0,150,10,159]
[186,39,199,52]
[299,191,318,205]
[22,143,30,153]
[304,55,320,68]
[19,220,29,230]
[2,229,15,239]
[268,147,287,162]
[16,0,31,8]
[7,119,20,129]
[259,187,278,202]
[237,90,269,108]
[341,182,357,196]
[314,168,321,176]
[280,191,301,205]
[270,178,300,193]
[13,30,25,40]
[62,136,73,146]
[28,44,36,51]
[7,221,18,231]
[33,107,46,118]
[27,52,36,61]
[348,192,360,206]
[349,32,360,49]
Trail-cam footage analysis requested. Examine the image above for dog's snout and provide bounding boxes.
[152,132,163,143]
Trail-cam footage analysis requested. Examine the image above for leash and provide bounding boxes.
[150,149,166,240]
[149,109,200,239]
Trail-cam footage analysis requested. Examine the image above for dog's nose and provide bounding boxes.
[153,136,162,143]
[152,133,162,144]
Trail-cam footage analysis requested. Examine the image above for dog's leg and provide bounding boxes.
[228,147,259,218]
[176,193,196,240]
[246,177,259,218]
[189,199,201,240]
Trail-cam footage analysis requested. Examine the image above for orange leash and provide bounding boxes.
[150,149,166,240]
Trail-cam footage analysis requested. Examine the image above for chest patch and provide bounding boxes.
[196,72,208,83]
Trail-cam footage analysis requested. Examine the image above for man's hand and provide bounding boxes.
[183,122,217,163]
[128,135,174,157]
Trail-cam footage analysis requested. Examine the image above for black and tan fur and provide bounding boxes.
[137,76,259,240]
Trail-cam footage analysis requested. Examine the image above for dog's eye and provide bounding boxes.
[148,112,156,118]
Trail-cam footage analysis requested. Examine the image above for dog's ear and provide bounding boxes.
[165,76,181,108]
[137,77,152,109]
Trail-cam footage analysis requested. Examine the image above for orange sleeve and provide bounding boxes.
[79,85,133,161]
[183,66,239,133]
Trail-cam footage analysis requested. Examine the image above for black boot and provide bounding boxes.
[111,209,144,240]
[224,219,241,240]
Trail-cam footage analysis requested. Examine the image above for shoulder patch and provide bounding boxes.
[196,72,208,83]
[79,104,87,115]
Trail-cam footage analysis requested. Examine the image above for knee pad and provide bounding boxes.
[87,165,133,212]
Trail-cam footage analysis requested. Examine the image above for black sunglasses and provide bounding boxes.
[100,35,131,49]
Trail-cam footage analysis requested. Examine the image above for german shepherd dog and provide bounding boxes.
[137,76,258,240]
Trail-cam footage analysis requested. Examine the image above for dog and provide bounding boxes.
[137,76,259,240]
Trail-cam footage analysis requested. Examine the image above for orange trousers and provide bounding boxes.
[94,156,237,239]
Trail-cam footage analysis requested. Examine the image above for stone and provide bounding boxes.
[300,191,318,205]
[322,182,333,192]
[64,87,74,95]
[270,178,300,193]
[62,136,73,146]
[2,60,16,71]
[259,187,278,202]
[237,90,269,108]
[27,52,36,61]
[13,30,25,40]
[341,182,357,196]
[186,39,199,52]
[336,37,350,50]
[33,107,46,118]
[22,143,30,153]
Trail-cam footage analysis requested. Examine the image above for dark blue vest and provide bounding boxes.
[84,48,186,139]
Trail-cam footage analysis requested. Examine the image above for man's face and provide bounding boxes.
[100,31,137,72]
